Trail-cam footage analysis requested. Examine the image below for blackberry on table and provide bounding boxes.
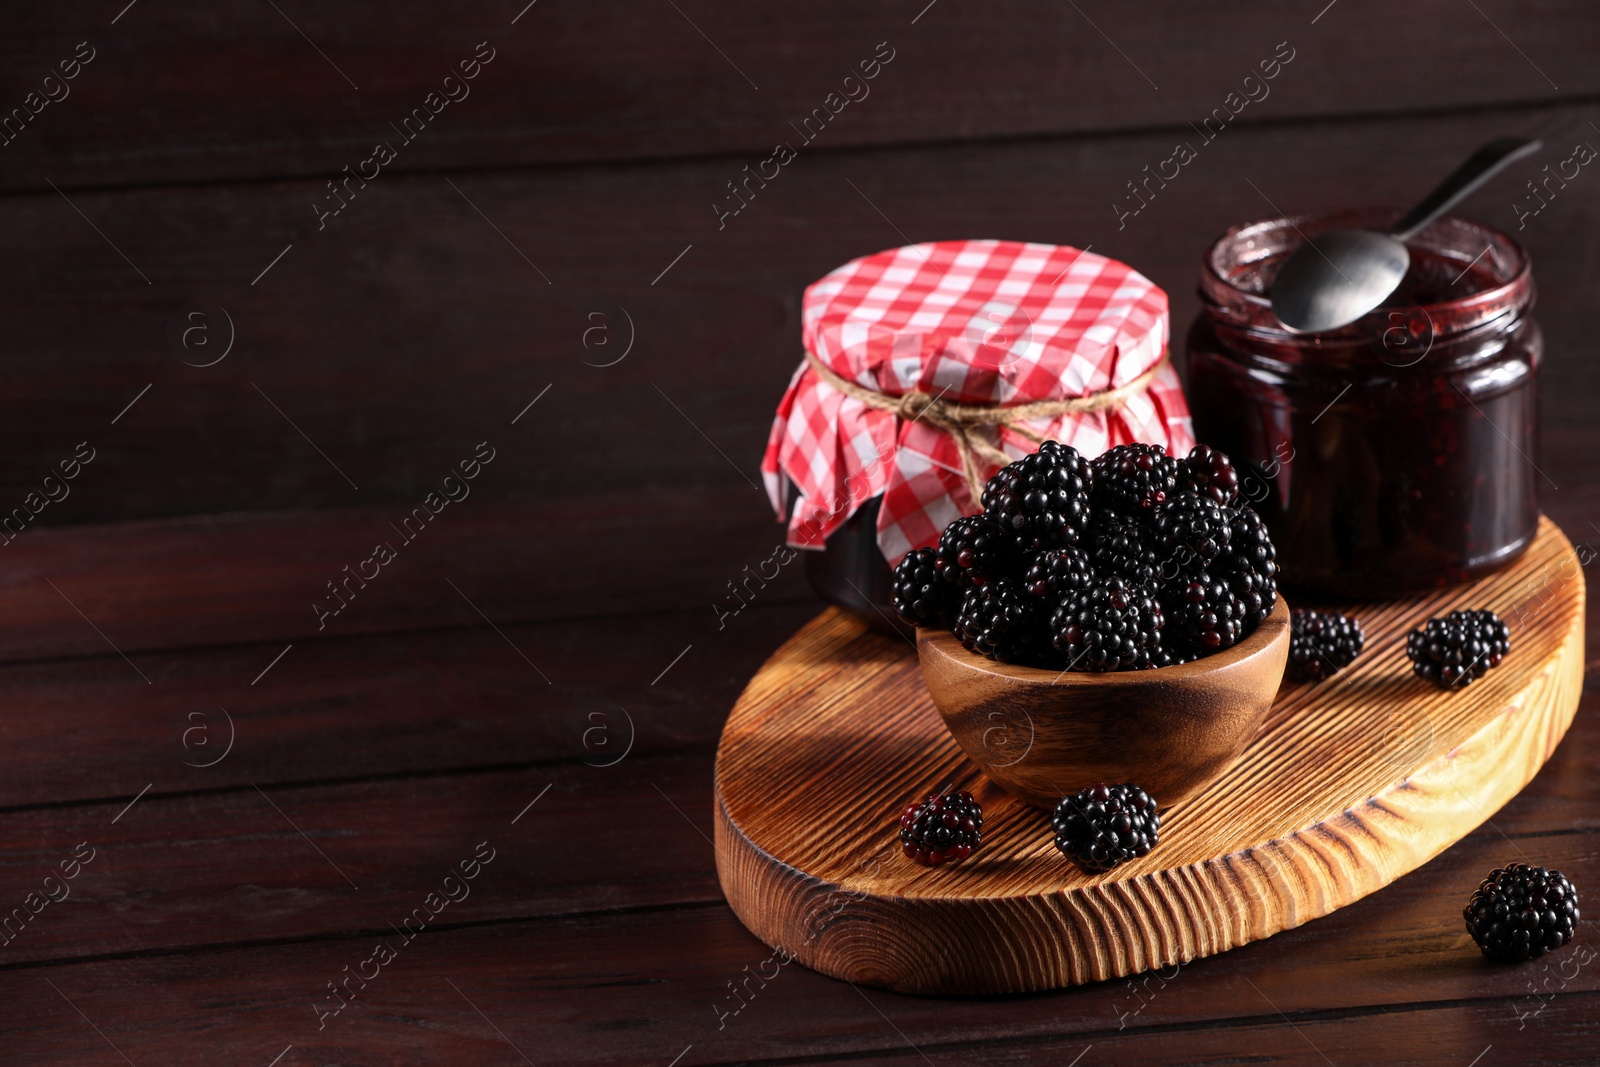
[953,577,1053,665]
[1288,608,1365,682]
[1053,783,1160,872]
[1051,575,1164,672]
[1091,443,1180,517]
[1181,444,1240,507]
[936,513,1013,588]
[1151,494,1233,575]
[899,789,983,866]
[1464,863,1579,962]
[1023,545,1094,603]
[890,547,959,629]
[1407,609,1511,689]
[981,440,1094,552]
[1090,511,1161,586]
[1165,573,1246,654]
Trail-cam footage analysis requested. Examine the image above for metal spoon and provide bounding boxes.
[1270,136,1542,333]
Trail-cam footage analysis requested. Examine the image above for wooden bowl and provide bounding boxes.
[917,594,1291,809]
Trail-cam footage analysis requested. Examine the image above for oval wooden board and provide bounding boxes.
[714,517,1586,994]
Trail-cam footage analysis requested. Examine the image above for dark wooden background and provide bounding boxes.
[0,2,1596,1063]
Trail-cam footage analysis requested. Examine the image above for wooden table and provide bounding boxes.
[0,4,1596,1063]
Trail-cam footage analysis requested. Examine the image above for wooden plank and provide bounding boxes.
[0,820,1596,1065]
[0,754,720,968]
[0,679,1590,977]
[0,486,807,662]
[1,98,1597,541]
[0,599,816,809]
[2,3,1597,190]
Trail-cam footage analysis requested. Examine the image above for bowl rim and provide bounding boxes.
[917,593,1290,686]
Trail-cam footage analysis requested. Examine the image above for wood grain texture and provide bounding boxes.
[715,517,1585,993]
[5,819,1598,1066]
[920,595,1290,808]
[4,3,1598,193]
[0,484,805,663]
[0,599,816,810]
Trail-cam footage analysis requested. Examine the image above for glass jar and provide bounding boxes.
[1186,210,1541,598]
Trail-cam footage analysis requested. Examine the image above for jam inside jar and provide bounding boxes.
[1186,210,1541,598]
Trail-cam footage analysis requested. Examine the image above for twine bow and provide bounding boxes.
[802,349,1170,500]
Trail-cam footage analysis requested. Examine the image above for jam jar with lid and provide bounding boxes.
[1186,210,1540,598]
[763,239,1193,629]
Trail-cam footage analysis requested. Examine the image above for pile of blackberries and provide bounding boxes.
[891,441,1278,670]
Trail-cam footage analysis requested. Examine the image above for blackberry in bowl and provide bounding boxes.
[904,438,1292,809]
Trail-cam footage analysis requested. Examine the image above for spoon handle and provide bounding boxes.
[1390,136,1543,241]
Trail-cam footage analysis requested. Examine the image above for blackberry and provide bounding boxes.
[1221,555,1276,632]
[1407,609,1511,689]
[890,547,959,629]
[1091,443,1180,517]
[1052,783,1160,872]
[1166,573,1246,654]
[1226,505,1279,588]
[1151,494,1233,575]
[1464,863,1579,962]
[1154,645,1199,668]
[1052,576,1164,672]
[936,514,1013,588]
[1090,512,1161,586]
[899,789,983,866]
[1207,505,1277,632]
[953,578,1053,665]
[980,440,1094,552]
[1023,545,1093,603]
[1181,444,1240,507]
[1288,608,1365,682]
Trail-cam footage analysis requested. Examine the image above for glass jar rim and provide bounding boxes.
[1199,209,1532,341]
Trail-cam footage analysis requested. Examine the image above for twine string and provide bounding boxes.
[801,349,1170,500]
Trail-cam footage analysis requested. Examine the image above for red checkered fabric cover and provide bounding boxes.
[761,239,1193,564]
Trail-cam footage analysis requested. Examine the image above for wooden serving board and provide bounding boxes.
[713,517,1586,994]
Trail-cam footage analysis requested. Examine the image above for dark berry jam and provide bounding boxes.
[1187,210,1540,598]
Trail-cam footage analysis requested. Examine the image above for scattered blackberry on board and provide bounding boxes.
[1464,863,1579,962]
[953,577,1054,665]
[1023,545,1094,602]
[1181,444,1240,507]
[1052,783,1160,872]
[1091,443,1180,517]
[1151,493,1233,575]
[1051,575,1164,672]
[936,513,1013,588]
[890,547,959,629]
[980,440,1094,552]
[1407,609,1511,689]
[899,789,983,867]
[1090,511,1162,586]
[1288,608,1365,682]
[1163,573,1248,655]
